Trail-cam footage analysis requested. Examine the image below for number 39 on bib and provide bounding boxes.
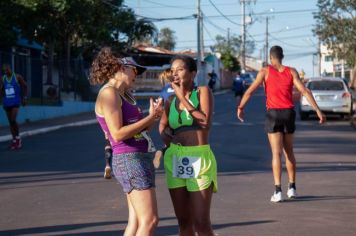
[172,156,201,179]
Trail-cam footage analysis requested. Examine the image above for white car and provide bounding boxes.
[299,77,353,120]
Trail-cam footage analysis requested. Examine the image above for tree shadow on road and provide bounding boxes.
[0,219,275,236]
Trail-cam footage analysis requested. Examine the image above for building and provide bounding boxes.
[320,44,352,82]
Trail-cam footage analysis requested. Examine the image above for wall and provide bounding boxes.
[0,101,94,126]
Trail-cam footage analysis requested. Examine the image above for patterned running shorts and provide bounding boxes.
[112,152,155,193]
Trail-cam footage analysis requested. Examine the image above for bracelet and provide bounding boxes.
[188,108,197,113]
[237,106,244,110]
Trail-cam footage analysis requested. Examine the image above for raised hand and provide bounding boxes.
[149,97,163,119]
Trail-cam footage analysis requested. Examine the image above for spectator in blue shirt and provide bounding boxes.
[233,71,245,108]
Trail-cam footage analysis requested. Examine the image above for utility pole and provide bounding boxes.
[196,0,205,85]
[318,38,321,76]
[265,17,269,64]
[227,27,230,48]
[240,0,246,72]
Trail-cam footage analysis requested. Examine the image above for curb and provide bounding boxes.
[0,119,97,143]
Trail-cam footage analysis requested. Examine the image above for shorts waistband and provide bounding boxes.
[169,143,211,151]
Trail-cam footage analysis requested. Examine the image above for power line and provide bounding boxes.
[269,34,311,48]
[207,0,242,26]
[205,8,317,18]
[135,9,317,23]
[127,2,242,10]
[253,34,314,42]
[250,24,313,37]
[203,12,229,33]
[203,23,217,44]
[140,15,195,22]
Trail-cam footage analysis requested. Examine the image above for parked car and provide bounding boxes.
[299,77,353,120]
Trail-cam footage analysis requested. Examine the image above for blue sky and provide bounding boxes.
[124,0,319,77]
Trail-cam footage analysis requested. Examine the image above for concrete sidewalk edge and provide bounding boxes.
[0,119,97,143]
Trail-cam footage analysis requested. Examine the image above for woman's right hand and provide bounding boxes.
[149,97,164,119]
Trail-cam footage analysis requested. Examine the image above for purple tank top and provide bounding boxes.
[96,95,148,154]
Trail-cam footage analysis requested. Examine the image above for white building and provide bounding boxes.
[320,44,350,81]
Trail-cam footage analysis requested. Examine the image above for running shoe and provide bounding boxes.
[104,166,112,179]
[15,138,22,149]
[10,139,21,150]
[270,191,283,203]
[9,139,17,150]
[287,188,297,199]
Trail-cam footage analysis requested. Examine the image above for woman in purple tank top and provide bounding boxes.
[89,47,163,236]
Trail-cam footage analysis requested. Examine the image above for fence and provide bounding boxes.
[0,50,95,105]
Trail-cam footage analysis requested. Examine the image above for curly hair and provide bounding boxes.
[158,68,172,85]
[89,47,122,85]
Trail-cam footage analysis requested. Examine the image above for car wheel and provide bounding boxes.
[300,112,309,120]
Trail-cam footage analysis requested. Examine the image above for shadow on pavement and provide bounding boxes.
[293,195,356,202]
[0,220,275,236]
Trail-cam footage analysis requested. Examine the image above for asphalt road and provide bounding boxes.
[1,89,356,236]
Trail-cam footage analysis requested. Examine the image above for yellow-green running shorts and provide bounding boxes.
[164,143,218,192]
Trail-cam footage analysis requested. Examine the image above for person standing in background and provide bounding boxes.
[232,71,245,108]
[0,64,27,150]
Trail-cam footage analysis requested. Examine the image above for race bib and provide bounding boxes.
[141,130,156,153]
[172,155,201,179]
[5,87,15,97]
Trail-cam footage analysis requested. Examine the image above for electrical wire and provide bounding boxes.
[250,24,313,37]
[203,12,229,33]
[269,34,311,48]
[207,0,242,26]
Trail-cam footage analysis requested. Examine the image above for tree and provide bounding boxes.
[212,34,254,72]
[157,27,176,51]
[0,1,23,47]
[8,0,156,87]
[220,51,241,72]
[314,0,356,86]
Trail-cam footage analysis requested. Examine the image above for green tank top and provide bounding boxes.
[168,89,199,130]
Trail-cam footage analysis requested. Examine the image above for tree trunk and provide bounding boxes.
[64,34,71,82]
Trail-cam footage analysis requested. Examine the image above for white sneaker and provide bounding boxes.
[287,188,297,199]
[104,166,112,179]
[270,191,283,203]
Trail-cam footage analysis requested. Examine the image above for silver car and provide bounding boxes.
[299,77,353,120]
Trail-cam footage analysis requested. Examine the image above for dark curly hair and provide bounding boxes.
[170,55,197,72]
[89,47,122,85]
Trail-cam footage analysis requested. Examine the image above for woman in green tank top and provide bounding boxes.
[159,55,218,236]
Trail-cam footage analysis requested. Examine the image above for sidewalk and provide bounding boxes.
[0,112,96,143]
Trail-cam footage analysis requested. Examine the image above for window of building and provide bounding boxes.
[324,55,333,62]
